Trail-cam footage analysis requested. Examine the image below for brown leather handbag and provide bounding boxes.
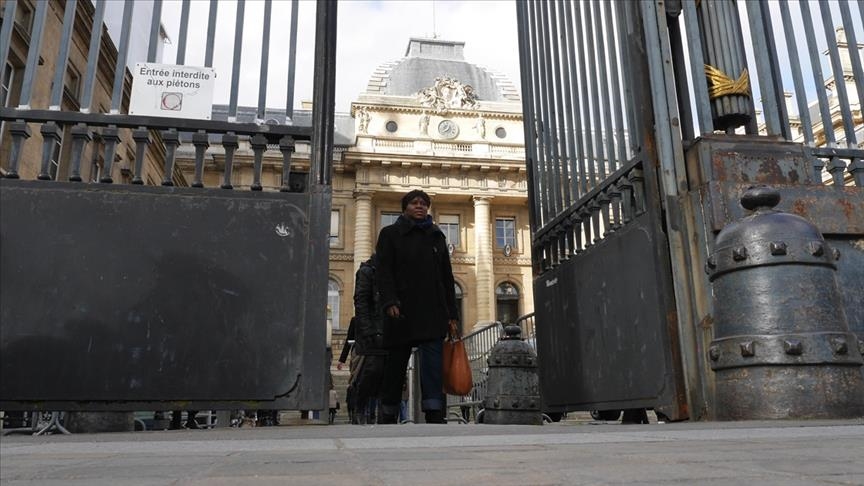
[442,322,473,396]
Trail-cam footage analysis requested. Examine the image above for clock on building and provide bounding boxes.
[437,119,459,139]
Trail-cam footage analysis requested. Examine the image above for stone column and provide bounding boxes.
[353,190,374,273]
[473,196,495,326]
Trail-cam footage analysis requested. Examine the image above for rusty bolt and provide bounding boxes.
[705,255,717,274]
[769,241,788,256]
[512,356,520,365]
[709,345,720,361]
[529,401,536,408]
[832,248,841,261]
[830,337,848,355]
[512,401,520,409]
[732,246,748,261]
[740,341,755,357]
[784,339,803,355]
[493,400,500,408]
[808,241,824,257]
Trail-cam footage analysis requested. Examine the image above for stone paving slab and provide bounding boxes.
[2,420,863,485]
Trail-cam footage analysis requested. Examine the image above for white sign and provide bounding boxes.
[129,63,216,120]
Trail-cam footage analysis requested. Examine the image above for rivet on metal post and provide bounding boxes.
[709,345,720,361]
[783,340,803,356]
[808,241,824,256]
[831,248,841,261]
[830,338,848,356]
[732,246,748,261]
[769,241,788,256]
[739,341,755,357]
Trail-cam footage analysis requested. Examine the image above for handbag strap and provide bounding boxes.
[447,321,461,341]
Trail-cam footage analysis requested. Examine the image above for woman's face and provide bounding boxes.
[403,196,430,221]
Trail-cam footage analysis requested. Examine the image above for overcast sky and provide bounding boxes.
[159,0,521,114]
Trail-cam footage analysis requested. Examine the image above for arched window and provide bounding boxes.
[495,281,520,325]
[327,279,341,329]
[454,282,464,330]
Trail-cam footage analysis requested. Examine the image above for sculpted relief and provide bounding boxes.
[416,77,479,114]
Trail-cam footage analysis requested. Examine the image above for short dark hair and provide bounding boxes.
[401,189,431,211]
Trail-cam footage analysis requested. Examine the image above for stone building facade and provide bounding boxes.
[176,38,533,339]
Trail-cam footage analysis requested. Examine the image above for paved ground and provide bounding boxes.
[2,419,863,485]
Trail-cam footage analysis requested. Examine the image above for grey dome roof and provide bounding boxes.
[365,38,520,103]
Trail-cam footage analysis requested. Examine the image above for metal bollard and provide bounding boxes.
[482,325,543,425]
[706,186,864,419]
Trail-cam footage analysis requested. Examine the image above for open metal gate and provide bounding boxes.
[516,0,688,420]
[0,0,337,412]
[518,0,863,421]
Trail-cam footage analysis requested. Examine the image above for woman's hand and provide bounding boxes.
[387,305,401,318]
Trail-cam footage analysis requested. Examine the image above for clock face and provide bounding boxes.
[437,119,459,139]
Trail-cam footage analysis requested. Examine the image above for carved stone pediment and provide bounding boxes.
[416,77,479,114]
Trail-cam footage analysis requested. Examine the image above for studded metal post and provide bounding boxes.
[482,325,543,425]
[706,186,864,420]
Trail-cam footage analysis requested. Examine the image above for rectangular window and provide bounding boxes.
[381,211,400,228]
[329,209,340,247]
[495,217,516,248]
[64,65,82,102]
[438,214,460,247]
[14,3,33,35]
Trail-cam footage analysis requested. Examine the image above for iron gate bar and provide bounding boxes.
[745,0,788,138]
[819,1,859,147]
[605,0,627,170]
[285,0,300,119]
[80,0,106,114]
[800,0,836,147]
[18,0,48,109]
[515,0,539,244]
[681,1,711,136]
[204,0,218,68]
[111,0,134,114]
[529,0,552,225]
[0,0,14,76]
[549,1,571,213]
[176,0,191,65]
[49,0,78,110]
[257,0,273,121]
[229,0,246,121]
[778,0,815,145]
[561,0,586,201]
[148,0,163,63]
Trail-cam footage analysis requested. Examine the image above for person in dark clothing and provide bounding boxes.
[350,254,388,424]
[375,190,458,424]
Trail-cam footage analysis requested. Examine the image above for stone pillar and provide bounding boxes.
[473,196,495,326]
[353,190,374,272]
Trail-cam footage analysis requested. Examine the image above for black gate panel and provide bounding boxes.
[0,180,326,409]
[534,212,683,417]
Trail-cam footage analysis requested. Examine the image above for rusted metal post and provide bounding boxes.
[482,326,542,425]
[706,186,864,419]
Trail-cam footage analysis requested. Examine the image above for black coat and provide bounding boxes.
[375,216,458,347]
[352,256,387,356]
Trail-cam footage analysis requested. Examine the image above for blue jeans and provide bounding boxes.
[379,339,445,416]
